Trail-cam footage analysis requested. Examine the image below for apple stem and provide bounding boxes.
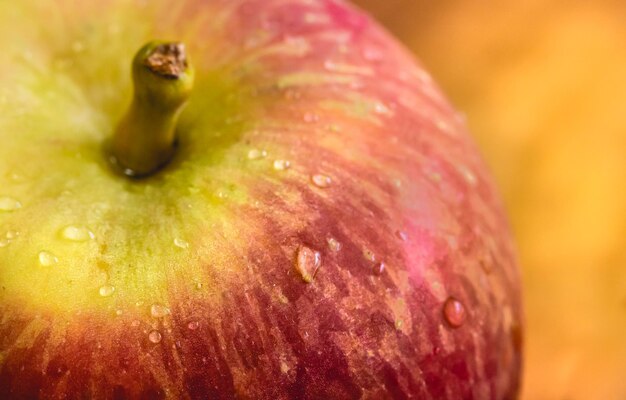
[109,41,195,178]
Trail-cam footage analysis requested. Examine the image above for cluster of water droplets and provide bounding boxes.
[0,188,205,345]
[0,193,100,264]
[293,236,402,284]
[244,108,339,188]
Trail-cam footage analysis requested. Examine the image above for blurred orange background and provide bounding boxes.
[352,1,626,399]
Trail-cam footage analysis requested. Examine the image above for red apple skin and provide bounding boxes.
[0,0,522,399]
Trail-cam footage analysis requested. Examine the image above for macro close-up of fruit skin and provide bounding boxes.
[353,1,626,399]
[0,0,522,399]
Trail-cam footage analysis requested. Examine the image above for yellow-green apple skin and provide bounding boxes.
[0,0,522,399]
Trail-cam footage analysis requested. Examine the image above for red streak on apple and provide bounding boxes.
[0,0,522,399]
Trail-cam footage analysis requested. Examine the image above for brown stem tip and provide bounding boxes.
[144,43,188,79]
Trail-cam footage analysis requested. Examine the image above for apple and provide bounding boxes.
[0,0,522,399]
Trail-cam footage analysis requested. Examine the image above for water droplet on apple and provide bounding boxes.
[123,168,137,177]
[38,251,59,267]
[324,60,338,72]
[373,262,386,276]
[395,319,404,330]
[273,160,291,171]
[295,245,321,283]
[363,249,376,262]
[327,237,342,252]
[443,297,467,328]
[61,226,94,242]
[247,149,267,160]
[0,232,17,248]
[396,230,408,241]
[0,197,22,212]
[148,330,162,344]
[174,238,189,249]
[115,309,123,316]
[311,174,331,188]
[374,102,391,115]
[150,303,170,318]
[131,320,141,327]
[187,321,199,330]
[99,285,115,297]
